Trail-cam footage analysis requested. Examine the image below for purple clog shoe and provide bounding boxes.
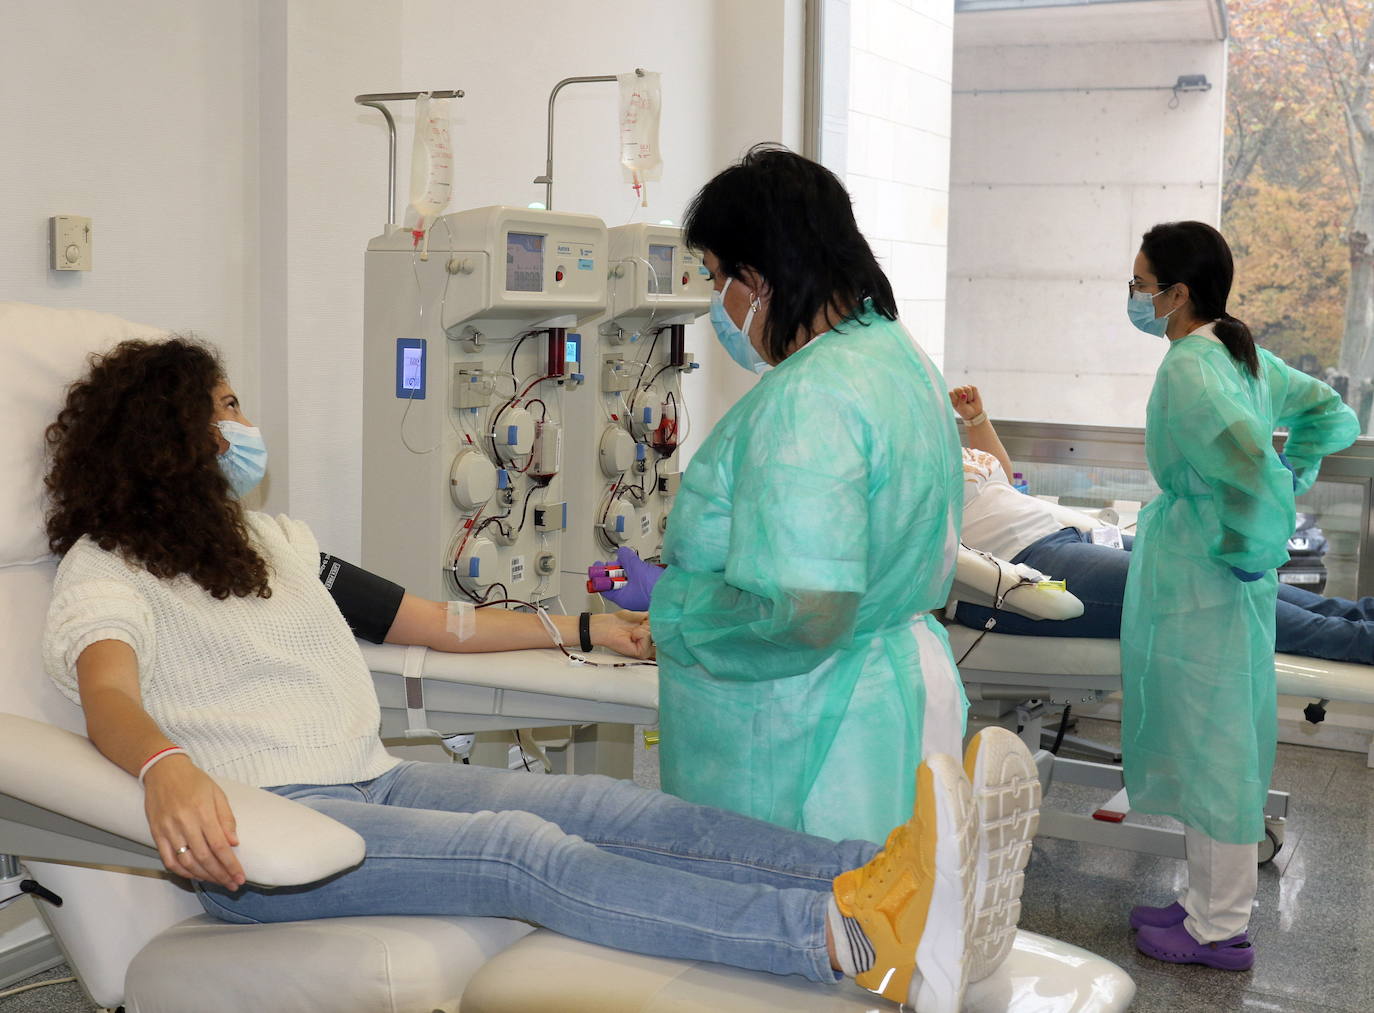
[1135,921,1254,971]
[1129,900,1187,931]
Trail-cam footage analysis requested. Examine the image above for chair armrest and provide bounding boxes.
[360,642,659,710]
[950,546,1084,621]
[1036,498,1116,532]
[0,713,364,886]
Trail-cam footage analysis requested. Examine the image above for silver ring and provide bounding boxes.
[175,845,190,856]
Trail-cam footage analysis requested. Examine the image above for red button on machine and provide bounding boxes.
[555,269,565,282]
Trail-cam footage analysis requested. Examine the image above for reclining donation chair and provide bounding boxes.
[0,302,1133,1012]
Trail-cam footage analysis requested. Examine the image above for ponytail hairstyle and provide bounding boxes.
[1140,220,1258,377]
[683,144,897,362]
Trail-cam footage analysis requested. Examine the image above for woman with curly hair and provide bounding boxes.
[45,336,275,598]
[40,335,987,1009]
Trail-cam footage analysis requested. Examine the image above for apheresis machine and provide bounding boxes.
[363,205,605,605]
[564,222,710,608]
[361,212,709,613]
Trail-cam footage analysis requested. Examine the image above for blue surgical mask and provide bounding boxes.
[709,279,771,375]
[216,420,268,497]
[1127,285,1175,338]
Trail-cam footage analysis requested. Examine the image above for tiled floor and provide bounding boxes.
[1018,717,1374,1013]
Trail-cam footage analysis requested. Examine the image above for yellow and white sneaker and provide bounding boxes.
[963,726,1041,983]
[832,754,977,1012]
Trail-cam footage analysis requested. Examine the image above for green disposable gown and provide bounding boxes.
[1121,329,1358,844]
[650,304,969,844]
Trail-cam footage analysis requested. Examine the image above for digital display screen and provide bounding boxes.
[565,332,582,367]
[402,347,423,391]
[506,232,545,292]
[394,338,426,399]
[647,243,674,294]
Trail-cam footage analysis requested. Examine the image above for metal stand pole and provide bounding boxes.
[533,68,644,210]
[355,89,466,227]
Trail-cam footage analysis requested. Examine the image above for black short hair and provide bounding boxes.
[683,144,898,362]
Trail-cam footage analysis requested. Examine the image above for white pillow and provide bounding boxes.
[0,302,166,567]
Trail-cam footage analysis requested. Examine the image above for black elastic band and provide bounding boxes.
[578,612,593,653]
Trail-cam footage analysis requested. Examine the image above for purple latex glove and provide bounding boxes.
[599,546,665,610]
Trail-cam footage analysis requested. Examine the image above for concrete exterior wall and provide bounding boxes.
[944,34,1227,426]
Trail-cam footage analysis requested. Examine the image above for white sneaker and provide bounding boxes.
[963,726,1041,982]
[833,753,977,1013]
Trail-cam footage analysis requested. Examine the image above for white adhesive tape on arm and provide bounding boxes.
[536,607,565,648]
[445,600,475,642]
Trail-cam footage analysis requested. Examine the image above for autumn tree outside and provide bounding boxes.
[1224,0,1374,425]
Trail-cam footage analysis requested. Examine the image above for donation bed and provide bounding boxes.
[949,540,1374,864]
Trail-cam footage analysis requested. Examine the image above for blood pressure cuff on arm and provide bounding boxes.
[318,553,406,644]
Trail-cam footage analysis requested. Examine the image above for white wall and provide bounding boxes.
[0,0,805,564]
[0,0,259,406]
[266,0,805,558]
[255,1,405,550]
[701,1,807,434]
[944,34,1226,426]
[0,0,261,972]
[846,0,955,368]
[2,0,807,979]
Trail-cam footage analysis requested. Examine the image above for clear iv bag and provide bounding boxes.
[409,93,453,233]
[619,71,662,204]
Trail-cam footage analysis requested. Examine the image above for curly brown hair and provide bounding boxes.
[44,337,272,599]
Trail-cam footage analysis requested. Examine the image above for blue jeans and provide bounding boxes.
[955,527,1374,664]
[955,528,1134,639]
[1273,583,1374,662]
[196,760,878,982]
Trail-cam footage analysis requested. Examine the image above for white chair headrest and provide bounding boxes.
[0,302,165,567]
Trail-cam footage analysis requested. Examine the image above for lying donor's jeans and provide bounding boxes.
[954,526,1374,664]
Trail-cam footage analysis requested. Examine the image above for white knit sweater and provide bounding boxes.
[43,512,398,788]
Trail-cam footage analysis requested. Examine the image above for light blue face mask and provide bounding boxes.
[1127,284,1176,338]
[709,278,771,375]
[216,420,268,497]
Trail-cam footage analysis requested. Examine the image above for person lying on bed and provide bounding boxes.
[950,384,1374,664]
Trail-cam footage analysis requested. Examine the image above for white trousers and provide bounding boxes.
[915,617,966,761]
[1181,824,1257,941]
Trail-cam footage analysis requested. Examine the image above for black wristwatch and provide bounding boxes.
[578,612,594,653]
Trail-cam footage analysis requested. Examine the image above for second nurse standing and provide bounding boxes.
[649,146,969,844]
[1121,221,1358,970]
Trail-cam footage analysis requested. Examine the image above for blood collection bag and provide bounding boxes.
[408,93,453,237]
[618,71,661,205]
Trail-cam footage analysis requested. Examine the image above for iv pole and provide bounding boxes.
[355,89,466,227]
[533,68,645,211]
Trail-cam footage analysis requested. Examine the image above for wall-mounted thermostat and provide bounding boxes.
[50,216,92,271]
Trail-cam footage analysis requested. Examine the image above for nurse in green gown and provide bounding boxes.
[1121,221,1358,971]
[648,146,969,844]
